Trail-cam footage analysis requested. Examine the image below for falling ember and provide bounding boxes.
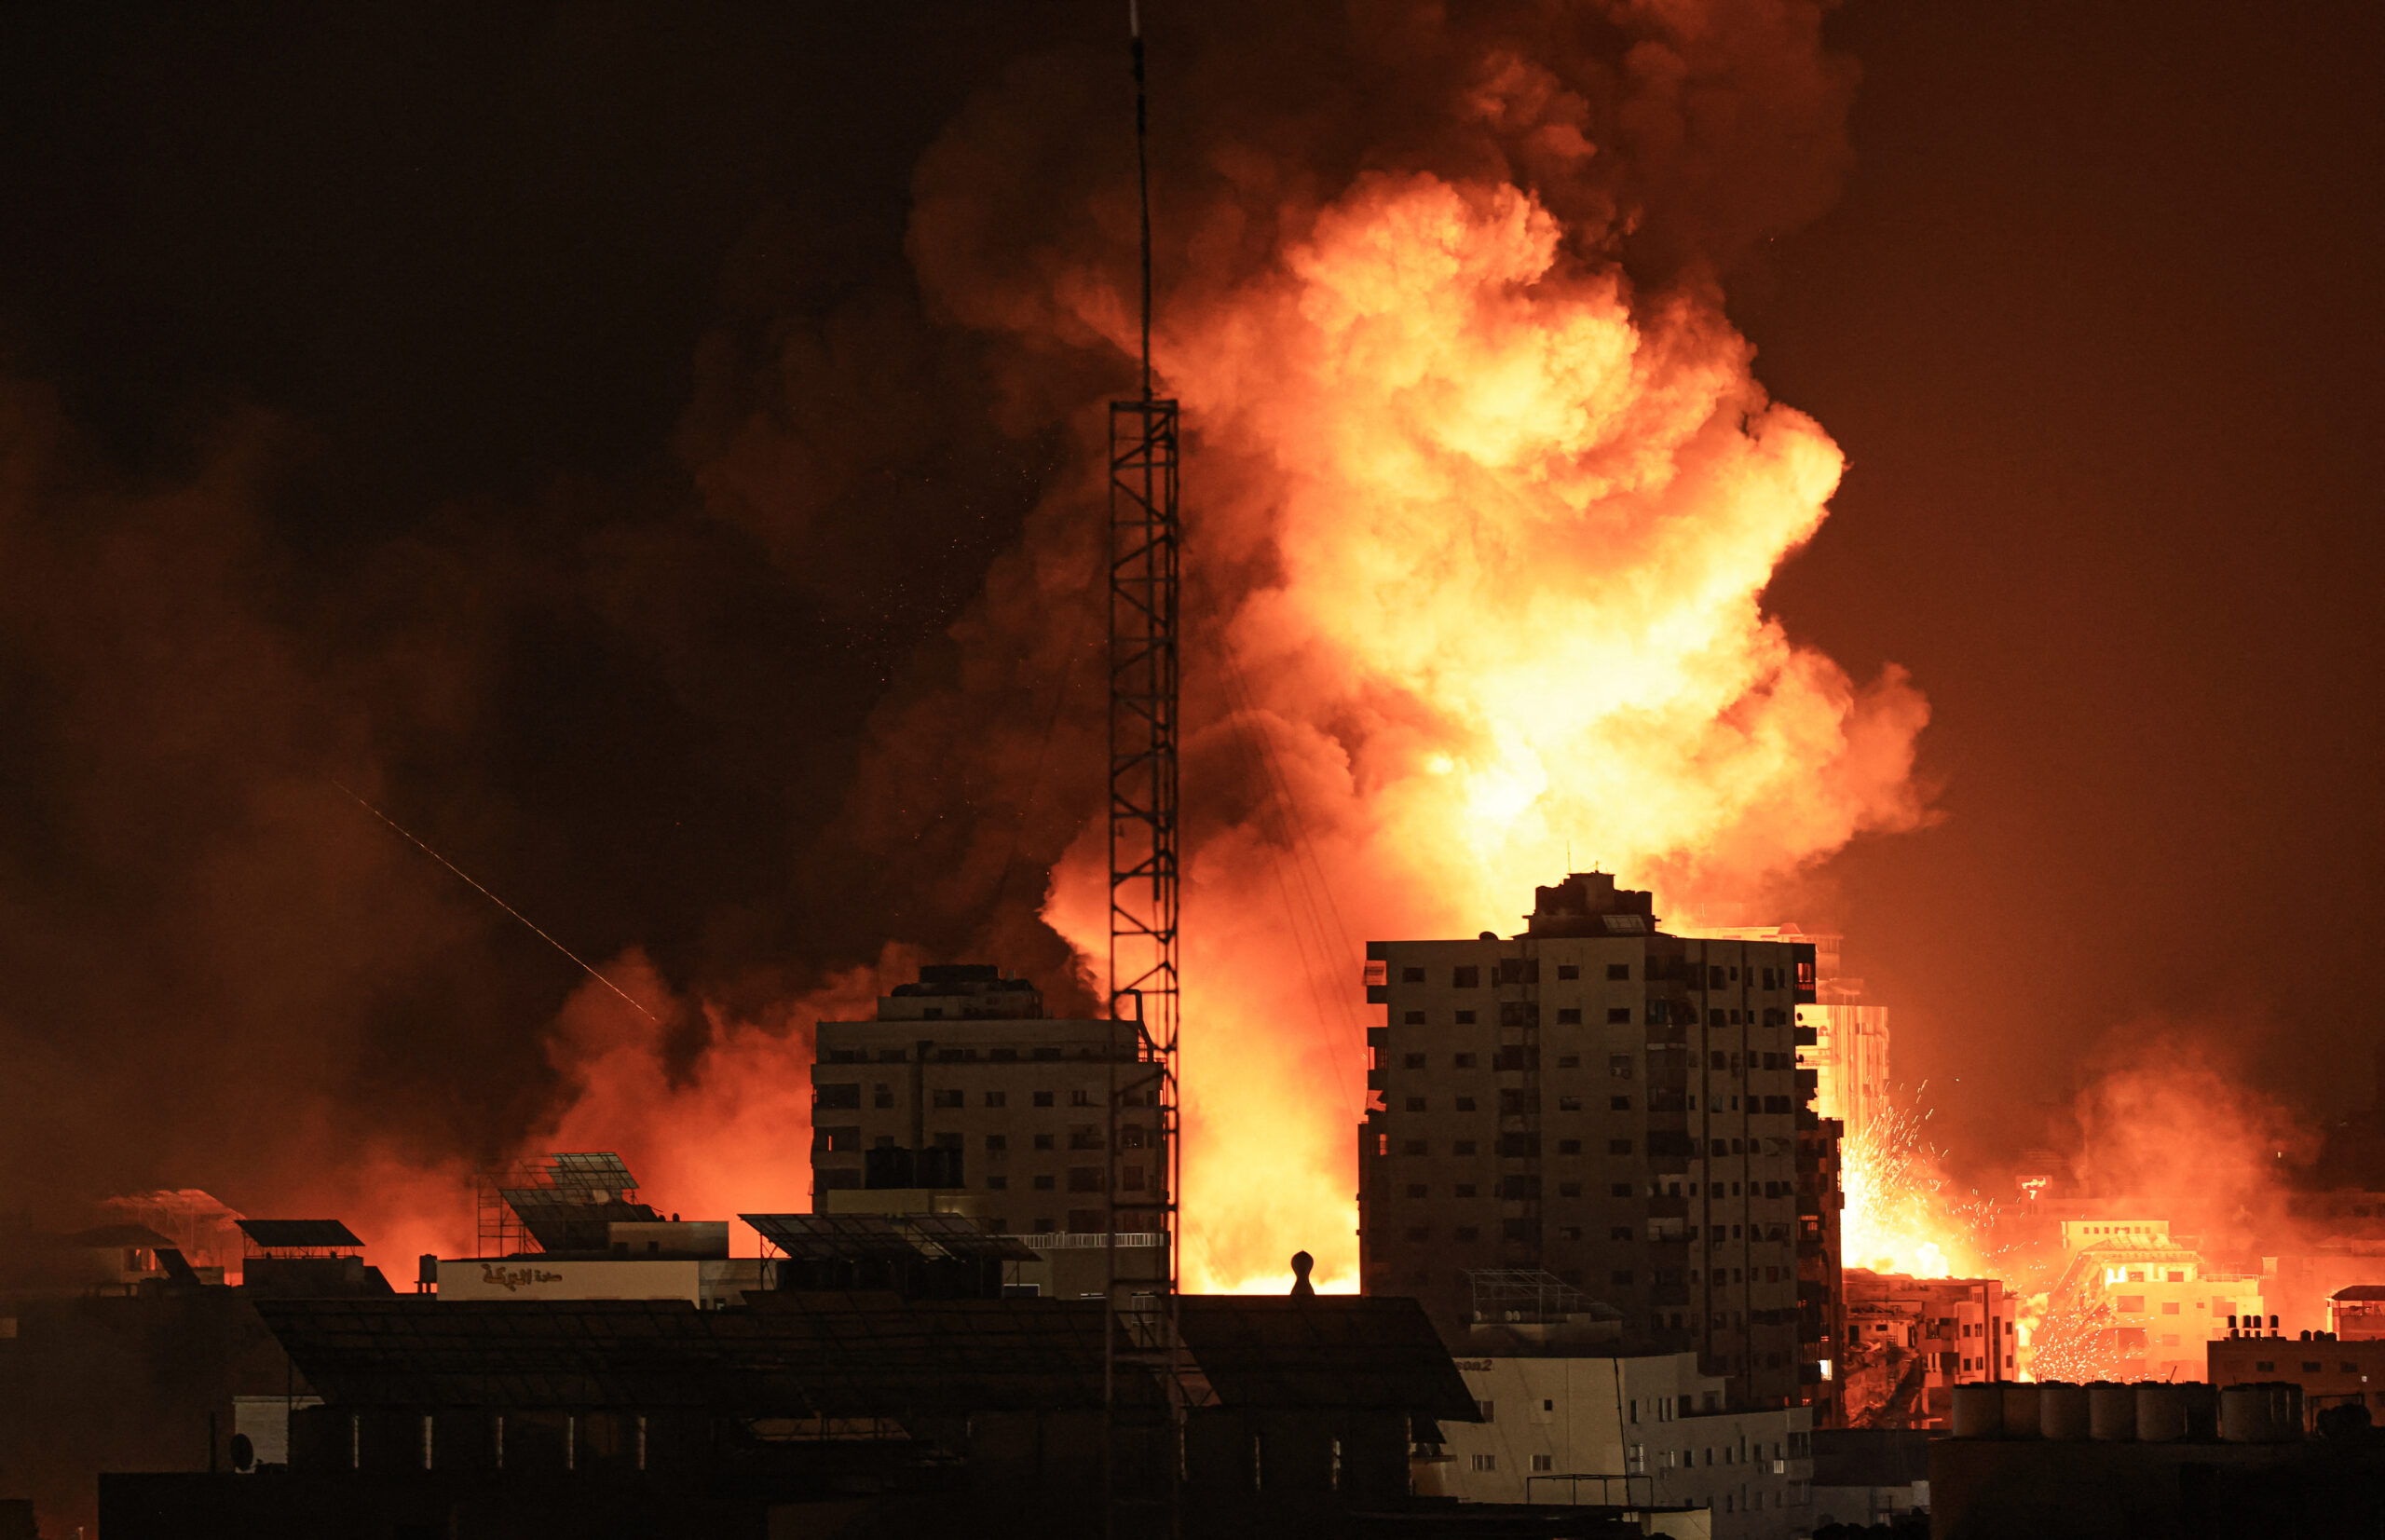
[1043,171,1931,1290]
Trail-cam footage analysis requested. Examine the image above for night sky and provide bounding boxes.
[1,0,2378,1211]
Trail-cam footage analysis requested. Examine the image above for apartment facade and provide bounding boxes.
[1433,1350,1814,1538]
[1358,873,1818,1411]
[810,964,1168,1244]
[1842,1270,2014,1428]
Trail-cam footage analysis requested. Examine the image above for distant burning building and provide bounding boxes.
[1840,1270,2014,1429]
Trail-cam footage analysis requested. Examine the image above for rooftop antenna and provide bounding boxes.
[1107,2,1182,1533]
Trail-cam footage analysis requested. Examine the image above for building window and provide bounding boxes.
[1612,1183,1632,1197]
[984,1091,1007,1108]
[1470,1453,1497,1472]
[988,1176,1008,1191]
[1404,1011,1425,1025]
[1068,1167,1104,1192]
[1532,1454,1555,1473]
[1032,1047,1061,1061]
[1406,1183,1427,1199]
[1559,1182,1582,1197]
[1610,1096,1632,1111]
[1034,1134,1056,1151]
[1033,1175,1056,1190]
[1454,1140,1478,1155]
[1557,1139,1582,1154]
[1033,1091,1055,1108]
[1402,1139,1428,1155]
[1557,1055,1580,1069]
[1455,1097,1477,1111]
[1557,1008,1582,1024]
[1454,1053,1477,1068]
[1613,1270,1633,1286]
[1558,964,1580,980]
[816,1083,861,1110]
[1558,1096,1582,1112]
[817,1126,860,1152]
[932,1089,963,1109]
[1609,1139,1633,1155]
[1607,964,1630,981]
[1477,1400,1495,1423]
[1123,1165,1146,1192]
[1456,1183,1478,1198]
[1070,1089,1095,1107]
[1455,1011,1478,1026]
[986,1134,1008,1152]
[1455,1226,1480,1241]
[1453,966,1480,988]
[1406,1097,1427,1112]
[1401,966,1425,983]
[1406,1226,1432,1242]
[1558,1226,1583,1241]
[1607,1008,1632,1024]
[1405,1052,1427,1069]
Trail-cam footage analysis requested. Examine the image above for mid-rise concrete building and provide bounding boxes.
[1699,927,1889,1151]
[2209,1329,2385,1426]
[810,963,1168,1261]
[1432,1342,1814,1537]
[1842,1269,2016,1428]
[2045,1237,2267,1383]
[1358,873,1819,1411]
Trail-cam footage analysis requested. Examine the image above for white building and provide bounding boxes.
[1433,1350,1813,1539]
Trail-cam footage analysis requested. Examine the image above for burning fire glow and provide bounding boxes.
[1836,1105,1980,1281]
[1044,170,1930,1289]
[304,26,1940,1294]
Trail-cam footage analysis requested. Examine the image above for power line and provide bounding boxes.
[332,781,660,1027]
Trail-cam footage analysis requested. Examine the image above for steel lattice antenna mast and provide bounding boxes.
[1105,1,1183,1534]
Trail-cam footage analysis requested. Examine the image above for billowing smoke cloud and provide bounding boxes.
[776,0,1929,1286]
[2,3,1928,1287]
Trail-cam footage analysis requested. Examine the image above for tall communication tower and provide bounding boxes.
[1104,3,1183,1533]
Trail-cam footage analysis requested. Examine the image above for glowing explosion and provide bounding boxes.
[1045,171,1930,1289]
[1836,1105,1983,1280]
[307,13,1940,1295]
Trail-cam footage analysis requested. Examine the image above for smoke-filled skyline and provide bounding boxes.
[2,1,2381,1277]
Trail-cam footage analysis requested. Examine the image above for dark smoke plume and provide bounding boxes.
[0,1,1867,1254]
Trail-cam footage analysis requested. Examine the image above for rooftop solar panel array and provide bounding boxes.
[1176,1298,1479,1422]
[235,1220,364,1250]
[251,1294,1473,1422]
[741,1213,1041,1264]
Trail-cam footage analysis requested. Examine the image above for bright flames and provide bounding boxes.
[1836,1107,1980,1281]
[1045,171,1929,1290]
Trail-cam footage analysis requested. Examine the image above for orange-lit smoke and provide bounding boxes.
[2067,1026,2313,1248]
[527,948,907,1236]
[1044,171,1929,1290]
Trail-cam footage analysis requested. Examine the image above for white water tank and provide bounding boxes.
[2038,1381,2090,1440]
[2136,1383,2187,1442]
[1951,1383,2004,1438]
[1999,1383,2041,1439]
[2219,1383,2275,1443]
[2087,1381,2136,1441]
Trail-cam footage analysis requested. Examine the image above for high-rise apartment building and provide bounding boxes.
[1697,926,1888,1149]
[1359,873,1818,1410]
[1797,1115,1847,1427]
[809,965,1167,1248]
